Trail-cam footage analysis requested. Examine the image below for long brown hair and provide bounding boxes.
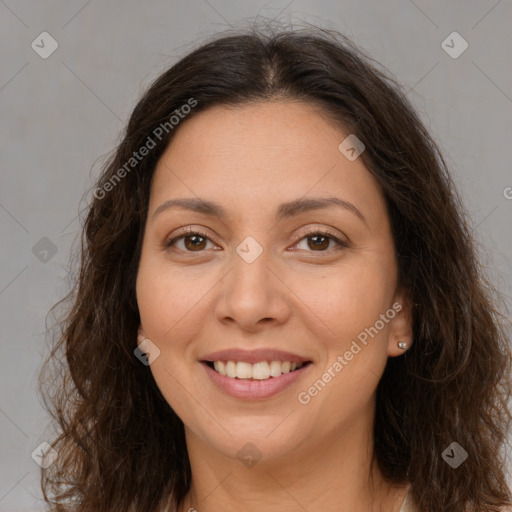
[40,23,512,511]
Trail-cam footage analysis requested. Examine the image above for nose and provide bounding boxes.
[214,242,292,332]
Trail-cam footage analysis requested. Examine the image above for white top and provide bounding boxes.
[398,490,415,512]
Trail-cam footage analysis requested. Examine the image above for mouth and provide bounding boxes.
[202,360,313,380]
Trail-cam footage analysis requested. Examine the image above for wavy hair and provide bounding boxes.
[40,23,512,512]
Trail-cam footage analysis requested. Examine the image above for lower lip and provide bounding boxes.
[201,362,312,400]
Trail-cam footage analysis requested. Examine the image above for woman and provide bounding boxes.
[40,24,512,512]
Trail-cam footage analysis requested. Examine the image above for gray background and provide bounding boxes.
[1,1,511,510]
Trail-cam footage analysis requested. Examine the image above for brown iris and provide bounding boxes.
[307,234,330,251]
[184,234,207,251]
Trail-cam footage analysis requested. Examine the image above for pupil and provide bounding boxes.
[186,235,205,250]
[309,235,328,250]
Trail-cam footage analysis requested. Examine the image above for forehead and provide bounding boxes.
[149,100,386,223]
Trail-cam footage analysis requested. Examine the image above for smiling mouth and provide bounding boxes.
[203,360,312,380]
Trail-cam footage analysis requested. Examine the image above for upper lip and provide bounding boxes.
[201,348,311,364]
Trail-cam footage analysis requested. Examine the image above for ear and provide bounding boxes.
[387,287,414,357]
[137,325,147,343]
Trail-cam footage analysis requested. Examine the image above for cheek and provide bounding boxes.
[295,264,395,422]
[136,260,208,418]
[136,258,215,342]
[292,258,396,347]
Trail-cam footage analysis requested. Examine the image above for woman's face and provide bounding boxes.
[136,100,412,465]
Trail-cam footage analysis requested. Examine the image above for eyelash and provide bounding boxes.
[164,227,348,254]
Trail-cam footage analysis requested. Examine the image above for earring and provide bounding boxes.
[397,341,408,350]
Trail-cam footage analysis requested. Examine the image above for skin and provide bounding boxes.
[136,100,414,512]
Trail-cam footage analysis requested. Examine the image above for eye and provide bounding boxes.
[164,228,216,252]
[293,228,348,253]
[164,227,348,254]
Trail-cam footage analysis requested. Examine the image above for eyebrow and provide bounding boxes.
[152,196,367,226]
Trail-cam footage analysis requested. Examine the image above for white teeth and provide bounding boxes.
[210,360,305,379]
[252,361,270,380]
[213,361,226,376]
[226,360,237,378]
[236,361,253,379]
[269,360,282,377]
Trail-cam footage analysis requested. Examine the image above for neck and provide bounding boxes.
[176,412,408,512]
